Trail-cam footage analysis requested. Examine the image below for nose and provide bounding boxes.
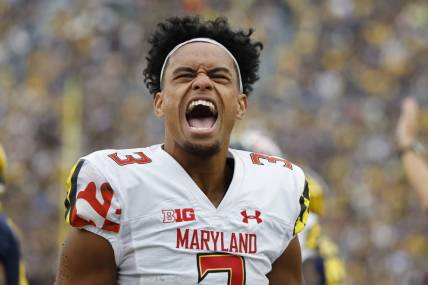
[192,72,213,91]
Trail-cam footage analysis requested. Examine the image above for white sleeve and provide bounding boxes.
[64,158,122,264]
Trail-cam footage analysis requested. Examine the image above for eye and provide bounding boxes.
[212,74,227,79]
[174,73,194,80]
[211,74,230,81]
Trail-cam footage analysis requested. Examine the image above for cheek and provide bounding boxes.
[162,93,180,112]
[166,82,189,95]
[163,96,183,128]
[223,100,240,123]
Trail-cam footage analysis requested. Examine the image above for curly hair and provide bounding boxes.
[143,16,263,96]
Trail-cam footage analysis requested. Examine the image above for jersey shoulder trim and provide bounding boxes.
[293,180,310,235]
[64,159,85,225]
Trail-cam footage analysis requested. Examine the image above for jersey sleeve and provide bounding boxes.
[64,158,122,239]
[292,168,310,236]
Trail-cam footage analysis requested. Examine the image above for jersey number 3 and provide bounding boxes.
[108,151,152,166]
[197,253,246,285]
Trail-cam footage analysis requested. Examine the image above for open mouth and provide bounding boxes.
[186,99,218,130]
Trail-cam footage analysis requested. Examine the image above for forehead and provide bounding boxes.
[166,42,235,70]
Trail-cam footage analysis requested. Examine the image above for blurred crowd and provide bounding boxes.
[0,0,427,284]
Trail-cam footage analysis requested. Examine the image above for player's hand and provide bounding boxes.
[396,97,419,149]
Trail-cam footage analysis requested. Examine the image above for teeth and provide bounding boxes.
[187,99,217,115]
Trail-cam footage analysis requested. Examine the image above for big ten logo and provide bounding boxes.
[162,208,196,223]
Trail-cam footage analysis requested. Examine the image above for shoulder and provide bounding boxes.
[82,145,158,170]
[230,148,303,171]
[230,148,306,187]
[64,145,159,233]
[70,145,160,184]
[0,215,20,254]
[0,215,12,237]
[0,215,18,238]
[231,148,309,234]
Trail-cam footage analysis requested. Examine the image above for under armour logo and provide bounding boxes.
[241,210,263,224]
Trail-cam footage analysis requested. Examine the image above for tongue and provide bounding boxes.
[188,117,215,129]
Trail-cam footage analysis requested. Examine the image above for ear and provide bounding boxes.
[236,94,248,120]
[153,92,165,118]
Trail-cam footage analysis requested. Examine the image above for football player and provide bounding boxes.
[56,16,310,285]
[0,144,28,285]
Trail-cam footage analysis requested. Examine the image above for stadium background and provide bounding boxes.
[0,0,427,284]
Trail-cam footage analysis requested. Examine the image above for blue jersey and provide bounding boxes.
[0,214,27,285]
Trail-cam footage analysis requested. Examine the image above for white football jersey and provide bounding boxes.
[65,144,309,285]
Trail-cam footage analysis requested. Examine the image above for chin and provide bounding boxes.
[182,141,221,158]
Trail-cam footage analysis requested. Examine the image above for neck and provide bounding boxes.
[163,141,232,207]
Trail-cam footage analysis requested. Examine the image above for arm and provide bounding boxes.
[401,151,428,211]
[267,237,305,285]
[0,263,4,285]
[55,229,117,285]
[396,97,428,211]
